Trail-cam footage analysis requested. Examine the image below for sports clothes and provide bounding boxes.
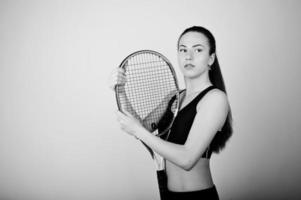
[167,86,217,159]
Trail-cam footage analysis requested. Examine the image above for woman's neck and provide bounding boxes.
[184,73,212,95]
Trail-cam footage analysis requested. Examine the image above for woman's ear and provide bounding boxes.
[208,53,215,66]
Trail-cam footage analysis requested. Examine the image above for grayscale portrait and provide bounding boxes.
[0,1,300,199]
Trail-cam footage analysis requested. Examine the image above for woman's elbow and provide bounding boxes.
[179,157,196,171]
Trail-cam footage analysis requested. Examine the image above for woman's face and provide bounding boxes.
[177,31,215,79]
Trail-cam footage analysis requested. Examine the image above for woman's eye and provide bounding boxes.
[179,49,187,53]
[195,49,203,53]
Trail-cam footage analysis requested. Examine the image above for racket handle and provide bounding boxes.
[157,170,168,200]
[140,141,154,158]
[153,151,165,171]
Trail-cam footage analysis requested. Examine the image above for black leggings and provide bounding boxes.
[157,170,219,200]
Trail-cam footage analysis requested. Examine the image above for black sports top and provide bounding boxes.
[167,85,217,159]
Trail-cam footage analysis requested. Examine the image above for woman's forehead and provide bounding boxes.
[179,32,209,47]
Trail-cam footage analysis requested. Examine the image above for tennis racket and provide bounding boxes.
[115,50,180,160]
[115,50,179,199]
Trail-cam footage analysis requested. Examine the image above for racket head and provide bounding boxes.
[115,50,180,138]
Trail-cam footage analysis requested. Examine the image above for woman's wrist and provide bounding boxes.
[134,126,149,141]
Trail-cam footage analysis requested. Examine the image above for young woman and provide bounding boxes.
[113,26,233,200]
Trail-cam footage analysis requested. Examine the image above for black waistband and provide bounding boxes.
[167,185,219,200]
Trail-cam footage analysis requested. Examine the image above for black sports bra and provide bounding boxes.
[166,85,217,159]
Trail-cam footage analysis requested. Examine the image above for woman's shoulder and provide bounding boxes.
[197,88,228,110]
[209,88,227,99]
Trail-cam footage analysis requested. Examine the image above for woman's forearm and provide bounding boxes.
[136,128,192,170]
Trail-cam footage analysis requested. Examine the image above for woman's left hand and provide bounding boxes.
[116,110,145,139]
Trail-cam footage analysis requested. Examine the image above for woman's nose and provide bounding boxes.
[185,50,193,60]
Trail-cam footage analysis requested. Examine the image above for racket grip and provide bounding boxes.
[140,141,154,158]
[153,151,165,171]
[157,170,168,200]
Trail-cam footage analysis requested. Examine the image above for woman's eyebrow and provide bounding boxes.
[179,44,205,48]
[192,44,204,48]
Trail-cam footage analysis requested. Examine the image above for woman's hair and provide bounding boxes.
[178,26,233,153]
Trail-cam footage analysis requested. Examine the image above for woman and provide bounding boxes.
[113,26,233,200]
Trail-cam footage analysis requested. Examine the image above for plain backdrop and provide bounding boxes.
[1,0,301,199]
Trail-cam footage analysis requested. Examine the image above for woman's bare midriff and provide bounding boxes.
[166,158,214,192]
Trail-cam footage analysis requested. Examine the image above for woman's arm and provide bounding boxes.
[117,89,229,171]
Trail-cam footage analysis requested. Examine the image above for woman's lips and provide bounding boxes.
[184,64,195,69]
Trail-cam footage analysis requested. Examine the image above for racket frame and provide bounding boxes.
[115,50,180,139]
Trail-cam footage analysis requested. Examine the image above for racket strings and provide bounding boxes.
[118,52,179,134]
[126,57,175,114]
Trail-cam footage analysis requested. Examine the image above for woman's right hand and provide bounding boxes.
[108,68,126,90]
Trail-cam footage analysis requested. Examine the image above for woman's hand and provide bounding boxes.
[116,110,146,139]
[108,68,126,90]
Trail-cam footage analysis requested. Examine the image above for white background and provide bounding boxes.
[0,0,301,199]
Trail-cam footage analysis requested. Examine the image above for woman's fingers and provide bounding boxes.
[108,68,126,90]
[116,110,127,123]
[116,68,126,84]
[116,111,134,134]
[116,111,132,127]
[123,110,135,119]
